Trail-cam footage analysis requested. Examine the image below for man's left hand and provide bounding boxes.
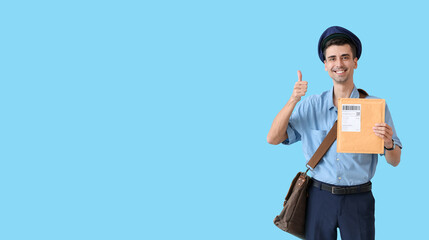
[373,123,394,148]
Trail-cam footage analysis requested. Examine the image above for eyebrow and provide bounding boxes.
[327,53,351,58]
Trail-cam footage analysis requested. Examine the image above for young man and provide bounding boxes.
[267,26,402,240]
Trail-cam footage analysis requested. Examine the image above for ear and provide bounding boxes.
[354,57,358,69]
[324,60,328,71]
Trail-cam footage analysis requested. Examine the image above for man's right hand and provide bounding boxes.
[290,70,308,103]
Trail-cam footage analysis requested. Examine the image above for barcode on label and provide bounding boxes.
[342,105,360,110]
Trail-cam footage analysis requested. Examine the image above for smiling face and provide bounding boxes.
[324,44,358,84]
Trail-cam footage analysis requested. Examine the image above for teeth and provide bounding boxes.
[336,71,344,73]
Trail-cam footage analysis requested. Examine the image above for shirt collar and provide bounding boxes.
[328,84,359,110]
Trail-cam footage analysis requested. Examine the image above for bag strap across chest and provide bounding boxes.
[305,89,368,170]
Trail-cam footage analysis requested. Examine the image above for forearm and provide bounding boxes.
[267,98,298,145]
[385,146,401,167]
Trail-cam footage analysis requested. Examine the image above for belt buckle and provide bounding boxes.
[331,186,344,194]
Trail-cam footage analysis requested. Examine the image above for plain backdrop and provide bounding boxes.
[1,1,427,239]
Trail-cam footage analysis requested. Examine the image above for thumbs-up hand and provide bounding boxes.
[290,70,308,103]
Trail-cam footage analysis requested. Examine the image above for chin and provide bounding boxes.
[333,77,349,83]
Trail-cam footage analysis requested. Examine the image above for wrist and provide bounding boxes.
[288,97,300,104]
[384,139,395,151]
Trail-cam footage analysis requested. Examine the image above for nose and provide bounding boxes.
[335,58,345,68]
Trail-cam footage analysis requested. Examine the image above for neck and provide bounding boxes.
[333,80,354,107]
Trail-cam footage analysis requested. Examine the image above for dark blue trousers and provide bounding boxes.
[305,183,375,240]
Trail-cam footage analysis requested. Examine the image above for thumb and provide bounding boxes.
[297,70,302,82]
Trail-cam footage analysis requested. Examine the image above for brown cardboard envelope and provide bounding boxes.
[337,98,385,154]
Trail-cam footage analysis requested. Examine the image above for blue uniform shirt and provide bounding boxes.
[283,85,402,186]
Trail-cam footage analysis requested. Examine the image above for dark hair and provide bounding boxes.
[323,38,357,59]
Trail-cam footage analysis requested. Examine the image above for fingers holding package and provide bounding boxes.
[373,123,394,147]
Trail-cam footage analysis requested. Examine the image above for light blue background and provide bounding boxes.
[1,1,427,239]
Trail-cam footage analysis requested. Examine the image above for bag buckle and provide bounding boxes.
[304,168,310,175]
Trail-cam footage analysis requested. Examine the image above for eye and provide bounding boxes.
[342,56,349,60]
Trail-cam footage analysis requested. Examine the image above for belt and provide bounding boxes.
[311,179,372,195]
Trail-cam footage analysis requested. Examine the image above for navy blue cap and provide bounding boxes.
[318,26,362,62]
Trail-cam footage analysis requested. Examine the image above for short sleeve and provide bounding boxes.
[282,123,301,145]
[282,104,302,145]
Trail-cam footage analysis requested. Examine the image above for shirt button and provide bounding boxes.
[337,158,340,161]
